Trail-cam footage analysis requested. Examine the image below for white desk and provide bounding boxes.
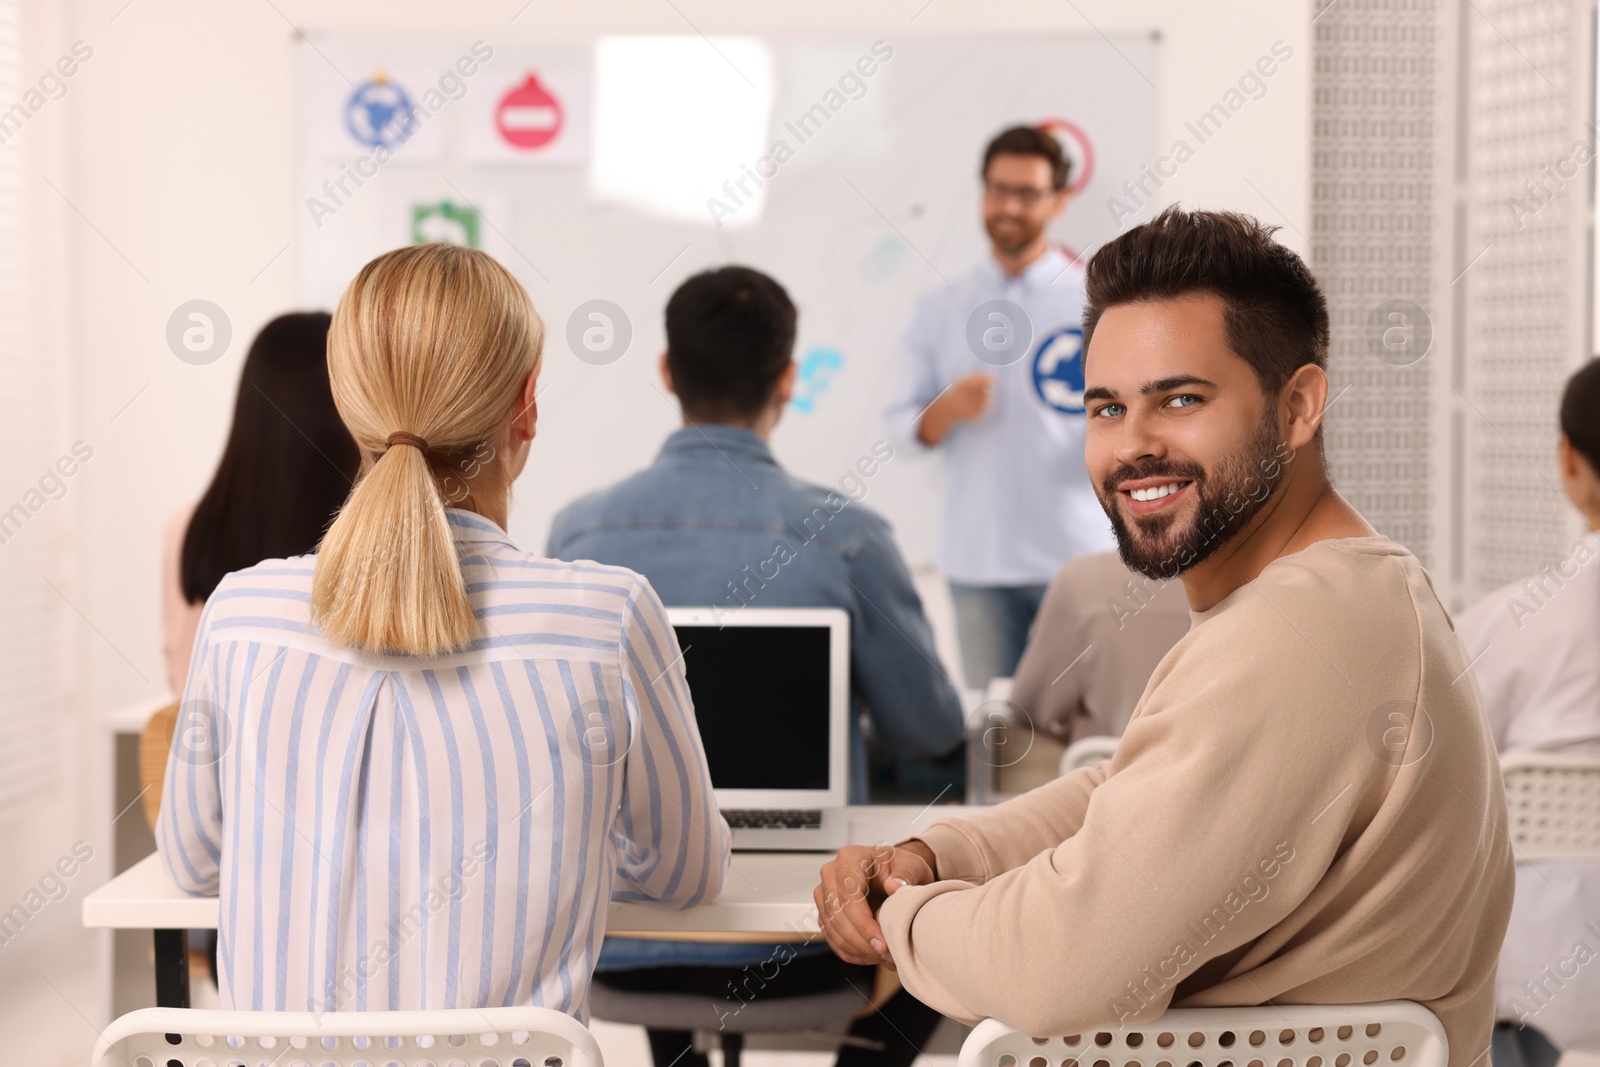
[83,804,981,1006]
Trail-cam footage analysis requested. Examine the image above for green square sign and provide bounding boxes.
[411,201,481,248]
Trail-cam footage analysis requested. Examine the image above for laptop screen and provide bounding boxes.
[672,624,833,792]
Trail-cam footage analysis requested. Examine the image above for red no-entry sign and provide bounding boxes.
[496,74,564,149]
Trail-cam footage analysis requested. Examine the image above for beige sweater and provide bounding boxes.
[882,536,1512,1067]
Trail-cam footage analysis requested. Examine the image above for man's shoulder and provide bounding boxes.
[1265,532,1411,577]
[1213,536,1423,633]
[1057,551,1182,601]
[911,261,1002,315]
[772,466,899,552]
[549,449,889,556]
[1041,248,1088,289]
[1172,536,1447,696]
[1030,253,1089,319]
[1135,537,1462,749]
[548,466,666,543]
[1055,554,1191,645]
[549,480,617,529]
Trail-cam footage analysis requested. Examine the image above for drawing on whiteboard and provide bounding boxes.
[860,236,907,283]
[791,347,845,414]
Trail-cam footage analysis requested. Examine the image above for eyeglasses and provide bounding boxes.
[983,181,1055,206]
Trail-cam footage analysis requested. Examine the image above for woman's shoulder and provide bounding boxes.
[461,548,668,661]
[465,543,654,614]
[179,556,317,656]
[1459,531,1600,648]
[215,552,318,584]
[205,555,317,614]
[471,540,645,586]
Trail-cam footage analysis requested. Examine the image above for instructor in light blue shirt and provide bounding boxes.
[884,124,1114,687]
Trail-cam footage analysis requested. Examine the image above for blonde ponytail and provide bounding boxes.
[312,243,543,656]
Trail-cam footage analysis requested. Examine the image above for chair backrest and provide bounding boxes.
[137,701,180,832]
[958,1000,1446,1067]
[984,677,1015,705]
[1501,749,1600,860]
[1059,735,1118,777]
[94,1005,604,1067]
[965,677,1019,805]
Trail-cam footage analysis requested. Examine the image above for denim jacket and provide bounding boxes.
[546,424,964,804]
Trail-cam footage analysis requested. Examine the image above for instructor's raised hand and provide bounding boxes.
[916,371,994,445]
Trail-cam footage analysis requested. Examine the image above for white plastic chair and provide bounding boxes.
[957,999,1447,1067]
[1058,735,1118,777]
[1501,749,1600,860]
[967,676,1019,805]
[94,1005,604,1067]
[983,676,1015,706]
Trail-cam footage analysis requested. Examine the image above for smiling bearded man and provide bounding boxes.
[813,206,1513,1067]
[1101,394,1288,581]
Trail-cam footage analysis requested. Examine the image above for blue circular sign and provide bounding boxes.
[1031,326,1086,413]
[345,78,416,150]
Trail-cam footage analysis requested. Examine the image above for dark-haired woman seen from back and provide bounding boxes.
[161,311,360,693]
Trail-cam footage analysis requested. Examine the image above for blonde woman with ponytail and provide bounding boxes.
[157,243,731,1019]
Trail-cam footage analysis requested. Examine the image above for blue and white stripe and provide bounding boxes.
[156,508,732,1020]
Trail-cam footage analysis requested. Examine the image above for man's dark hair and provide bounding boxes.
[665,266,797,423]
[1561,357,1600,472]
[982,125,1071,192]
[1082,206,1330,398]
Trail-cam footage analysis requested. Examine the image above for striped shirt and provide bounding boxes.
[156,508,731,1020]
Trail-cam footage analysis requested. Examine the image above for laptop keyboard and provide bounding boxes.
[722,808,823,830]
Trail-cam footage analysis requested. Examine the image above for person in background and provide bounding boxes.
[548,265,960,1067]
[158,243,729,1018]
[160,311,360,693]
[883,124,1115,690]
[1010,550,1189,747]
[1458,357,1600,1067]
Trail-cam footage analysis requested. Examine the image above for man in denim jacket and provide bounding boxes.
[547,265,962,1067]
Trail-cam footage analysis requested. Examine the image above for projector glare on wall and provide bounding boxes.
[591,36,775,227]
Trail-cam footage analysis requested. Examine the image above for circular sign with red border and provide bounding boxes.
[496,74,564,150]
[1038,118,1094,195]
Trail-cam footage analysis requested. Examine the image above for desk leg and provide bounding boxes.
[153,929,190,1008]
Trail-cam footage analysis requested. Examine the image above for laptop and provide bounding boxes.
[667,607,851,851]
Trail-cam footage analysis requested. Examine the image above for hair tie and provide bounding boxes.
[384,430,430,453]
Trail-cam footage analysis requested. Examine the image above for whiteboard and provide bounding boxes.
[297,33,1158,565]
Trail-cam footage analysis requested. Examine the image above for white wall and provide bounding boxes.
[53,0,1309,930]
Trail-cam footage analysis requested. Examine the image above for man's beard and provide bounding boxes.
[985,212,1043,256]
[1098,407,1286,581]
